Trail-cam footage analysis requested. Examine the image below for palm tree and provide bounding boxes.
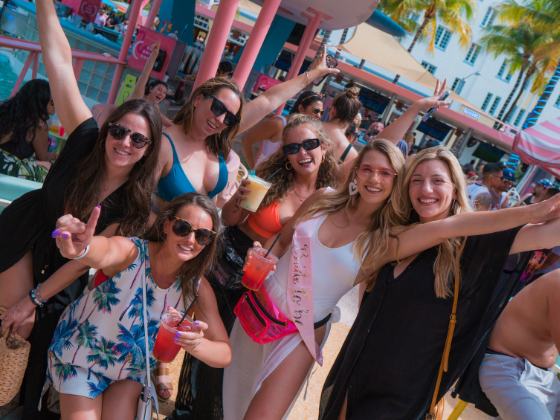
[72,320,98,363]
[480,21,545,126]
[119,286,155,322]
[81,279,122,326]
[115,317,159,380]
[379,0,477,84]
[87,375,113,398]
[86,337,118,371]
[51,315,79,358]
[53,361,79,388]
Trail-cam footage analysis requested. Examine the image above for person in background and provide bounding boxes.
[516,179,552,206]
[105,8,121,29]
[322,87,362,165]
[359,114,371,132]
[364,117,384,142]
[217,61,233,78]
[404,132,415,149]
[396,139,408,157]
[0,79,58,182]
[478,269,560,419]
[497,168,516,209]
[94,7,107,26]
[345,122,359,146]
[463,159,476,175]
[242,91,324,169]
[93,40,172,128]
[466,162,503,210]
[421,138,441,150]
[473,192,492,211]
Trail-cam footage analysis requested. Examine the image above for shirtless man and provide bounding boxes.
[479,270,560,419]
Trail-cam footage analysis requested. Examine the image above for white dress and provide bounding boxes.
[223,215,361,420]
[255,116,287,166]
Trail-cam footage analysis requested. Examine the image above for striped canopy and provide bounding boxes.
[513,117,560,175]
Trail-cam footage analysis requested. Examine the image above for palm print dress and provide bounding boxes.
[42,238,187,400]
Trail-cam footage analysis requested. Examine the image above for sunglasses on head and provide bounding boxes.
[107,123,152,149]
[312,108,324,116]
[203,94,240,128]
[170,216,216,246]
[282,138,322,155]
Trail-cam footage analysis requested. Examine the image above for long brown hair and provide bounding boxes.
[297,140,406,273]
[65,99,162,236]
[331,87,362,125]
[143,193,219,307]
[255,114,339,210]
[394,146,471,298]
[172,77,243,158]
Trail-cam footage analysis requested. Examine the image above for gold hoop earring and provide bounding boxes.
[321,154,325,163]
[285,162,292,170]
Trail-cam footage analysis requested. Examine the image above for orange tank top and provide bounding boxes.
[246,201,282,239]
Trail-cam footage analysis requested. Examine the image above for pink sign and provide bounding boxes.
[128,27,177,79]
[252,73,282,93]
[62,0,100,23]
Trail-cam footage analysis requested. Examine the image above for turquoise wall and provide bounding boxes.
[159,0,197,45]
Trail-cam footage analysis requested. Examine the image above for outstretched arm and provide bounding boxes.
[36,0,92,135]
[237,46,339,135]
[378,80,451,145]
[128,40,161,101]
[377,194,560,268]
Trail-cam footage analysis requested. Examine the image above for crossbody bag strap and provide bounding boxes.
[141,256,151,391]
[426,243,461,420]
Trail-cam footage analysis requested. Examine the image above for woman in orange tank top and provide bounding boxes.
[175,114,340,418]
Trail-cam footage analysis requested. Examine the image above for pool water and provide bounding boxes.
[0,52,19,101]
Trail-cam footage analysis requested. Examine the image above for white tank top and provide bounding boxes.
[255,115,287,166]
[265,215,361,322]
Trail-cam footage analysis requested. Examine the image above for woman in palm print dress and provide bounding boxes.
[43,194,232,419]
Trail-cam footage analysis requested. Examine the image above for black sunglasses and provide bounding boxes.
[107,123,152,149]
[312,108,324,116]
[282,138,322,155]
[203,94,240,128]
[170,216,216,246]
[501,178,514,184]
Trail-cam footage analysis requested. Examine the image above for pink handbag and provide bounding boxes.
[234,287,297,345]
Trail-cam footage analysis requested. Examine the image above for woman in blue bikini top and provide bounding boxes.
[152,46,340,216]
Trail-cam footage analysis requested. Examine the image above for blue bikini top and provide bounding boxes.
[156,133,228,201]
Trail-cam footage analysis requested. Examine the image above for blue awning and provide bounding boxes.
[365,10,407,37]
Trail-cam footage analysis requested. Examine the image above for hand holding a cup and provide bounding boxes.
[235,178,252,204]
[243,242,277,272]
[167,307,206,351]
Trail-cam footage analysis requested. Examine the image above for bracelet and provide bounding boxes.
[29,288,43,307]
[73,245,90,260]
[35,283,47,305]
[305,72,310,85]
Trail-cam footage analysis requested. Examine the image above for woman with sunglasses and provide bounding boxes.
[242,91,325,169]
[44,193,231,420]
[0,79,58,182]
[171,114,339,418]
[322,87,362,165]
[0,0,162,416]
[151,46,339,220]
[93,40,173,129]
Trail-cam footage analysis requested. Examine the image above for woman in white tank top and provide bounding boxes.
[242,91,324,169]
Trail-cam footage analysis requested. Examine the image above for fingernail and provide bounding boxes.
[52,230,60,238]
[62,233,69,239]
[174,339,178,343]
[194,321,199,325]
[175,332,181,338]
[96,205,101,209]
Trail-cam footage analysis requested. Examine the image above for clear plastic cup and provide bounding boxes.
[241,247,278,291]
[240,174,271,212]
[153,310,194,363]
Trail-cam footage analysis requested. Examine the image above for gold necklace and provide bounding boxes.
[293,185,312,201]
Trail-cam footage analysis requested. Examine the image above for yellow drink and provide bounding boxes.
[49,124,60,134]
[240,174,271,212]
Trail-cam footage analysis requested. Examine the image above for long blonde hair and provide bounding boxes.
[255,114,339,210]
[297,140,406,271]
[394,146,471,298]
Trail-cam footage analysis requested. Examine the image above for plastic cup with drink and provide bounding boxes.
[153,309,194,363]
[239,171,271,212]
[242,247,279,291]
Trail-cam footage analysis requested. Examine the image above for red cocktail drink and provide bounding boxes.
[241,247,278,291]
[153,310,194,363]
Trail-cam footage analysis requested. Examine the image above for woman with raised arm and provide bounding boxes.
[151,46,338,219]
[0,0,162,415]
[45,194,231,420]
[93,40,173,128]
[319,146,560,420]
[242,91,324,169]
[173,114,340,418]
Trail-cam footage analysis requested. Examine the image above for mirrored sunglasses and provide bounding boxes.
[170,216,216,246]
[203,94,240,128]
[282,138,322,155]
[107,123,151,149]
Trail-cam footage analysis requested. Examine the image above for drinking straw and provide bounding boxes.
[265,167,282,181]
[178,296,198,326]
[264,233,281,259]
